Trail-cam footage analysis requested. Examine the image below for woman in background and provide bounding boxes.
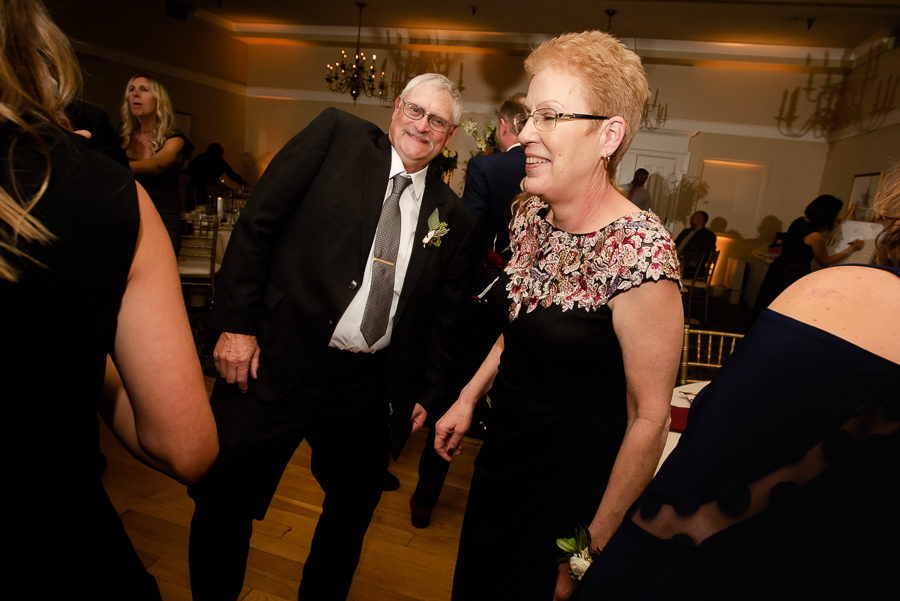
[1,1,217,597]
[121,73,192,252]
[435,30,683,601]
[582,163,900,600]
[752,193,863,319]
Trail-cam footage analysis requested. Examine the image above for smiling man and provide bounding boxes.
[188,73,476,601]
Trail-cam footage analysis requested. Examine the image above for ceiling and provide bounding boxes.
[184,0,900,51]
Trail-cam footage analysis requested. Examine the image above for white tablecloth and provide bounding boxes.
[216,225,232,265]
[656,380,710,473]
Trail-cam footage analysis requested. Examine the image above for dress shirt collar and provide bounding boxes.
[389,147,427,202]
[506,142,522,152]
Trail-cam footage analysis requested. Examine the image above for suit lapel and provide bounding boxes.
[394,171,443,322]
[359,139,392,266]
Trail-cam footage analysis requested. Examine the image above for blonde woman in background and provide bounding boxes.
[1,0,216,597]
[121,73,193,252]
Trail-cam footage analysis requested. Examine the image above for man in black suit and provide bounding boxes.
[675,210,717,256]
[188,73,476,601]
[461,95,528,267]
[407,95,526,529]
[675,210,718,277]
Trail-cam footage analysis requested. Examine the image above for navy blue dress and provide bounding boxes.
[582,267,900,600]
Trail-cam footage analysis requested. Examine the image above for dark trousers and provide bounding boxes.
[188,348,391,601]
[412,427,451,508]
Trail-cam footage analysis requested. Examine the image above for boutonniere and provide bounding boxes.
[422,208,450,247]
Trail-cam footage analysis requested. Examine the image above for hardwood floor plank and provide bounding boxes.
[100,418,480,600]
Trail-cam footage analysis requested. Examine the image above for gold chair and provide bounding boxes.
[178,216,219,304]
[680,248,719,324]
[680,324,744,385]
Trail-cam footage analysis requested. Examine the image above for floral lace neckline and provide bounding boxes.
[504,196,679,321]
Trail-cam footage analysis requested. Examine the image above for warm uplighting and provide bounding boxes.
[324,2,387,103]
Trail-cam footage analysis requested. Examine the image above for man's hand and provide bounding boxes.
[410,403,427,433]
[213,332,260,393]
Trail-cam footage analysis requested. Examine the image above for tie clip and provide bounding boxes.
[374,257,395,266]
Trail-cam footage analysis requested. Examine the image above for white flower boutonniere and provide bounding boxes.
[422,208,450,247]
[557,524,593,581]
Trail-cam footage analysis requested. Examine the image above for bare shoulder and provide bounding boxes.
[769,266,900,363]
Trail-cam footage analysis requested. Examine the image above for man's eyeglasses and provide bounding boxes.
[400,100,455,134]
[513,108,610,134]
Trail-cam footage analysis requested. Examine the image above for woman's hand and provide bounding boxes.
[433,397,475,460]
[553,563,577,601]
[849,238,864,251]
[129,135,184,174]
[434,334,505,461]
[587,521,608,555]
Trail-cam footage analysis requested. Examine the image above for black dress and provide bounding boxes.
[451,197,680,601]
[133,131,192,253]
[1,124,161,600]
[582,269,900,600]
[752,216,816,316]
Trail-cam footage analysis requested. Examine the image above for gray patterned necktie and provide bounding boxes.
[360,173,412,346]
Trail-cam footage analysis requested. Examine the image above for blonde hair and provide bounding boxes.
[120,74,177,154]
[0,0,81,282]
[524,31,650,183]
[872,163,900,268]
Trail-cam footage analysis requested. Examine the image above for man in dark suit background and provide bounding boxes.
[675,210,717,256]
[188,73,476,601]
[460,95,528,268]
[407,95,527,530]
[675,210,718,277]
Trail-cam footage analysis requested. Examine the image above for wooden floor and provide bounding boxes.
[100,378,481,601]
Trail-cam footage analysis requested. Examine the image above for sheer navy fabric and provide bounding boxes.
[582,267,900,600]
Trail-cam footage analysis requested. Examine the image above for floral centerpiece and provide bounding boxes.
[431,148,458,184]
[460,119,500,156]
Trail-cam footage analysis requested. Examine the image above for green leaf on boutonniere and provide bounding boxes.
[427,208,440,230]
[422,208,450,247]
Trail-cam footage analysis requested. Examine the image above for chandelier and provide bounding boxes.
[641,88,668,130]
[324,2,386,103]
[775,45,897,139]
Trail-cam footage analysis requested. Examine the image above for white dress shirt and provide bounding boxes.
[330,147,428,352]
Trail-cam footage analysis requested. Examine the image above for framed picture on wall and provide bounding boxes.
[846,172,882,222]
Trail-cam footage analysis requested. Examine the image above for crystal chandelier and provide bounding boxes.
[641,88,668,130]
[324,2,386,103]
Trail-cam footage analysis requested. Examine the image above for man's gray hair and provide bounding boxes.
[400,73,463,125]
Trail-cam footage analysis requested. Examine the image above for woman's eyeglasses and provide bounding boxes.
[513,108,609,134]
[400,100,455,134]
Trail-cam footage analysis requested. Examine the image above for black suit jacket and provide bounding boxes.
[461,145,526,264]
[675,226,717,256]
[208,108,476,455]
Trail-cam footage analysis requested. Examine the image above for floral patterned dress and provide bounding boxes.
[451,196,679,601]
